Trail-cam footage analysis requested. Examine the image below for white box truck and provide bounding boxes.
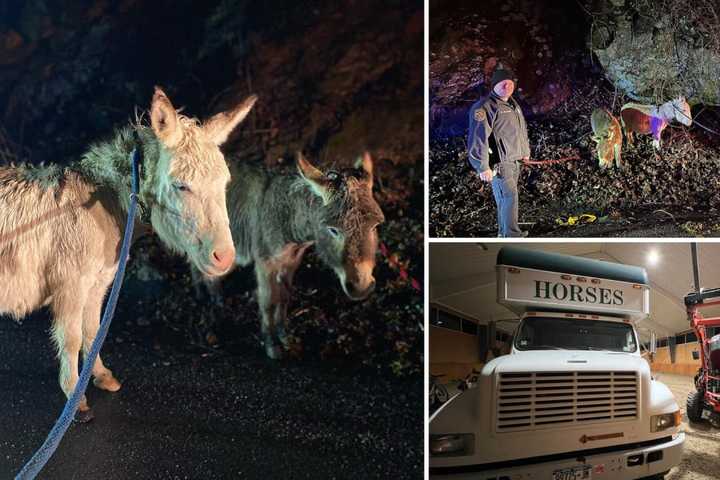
[430,247,684,480]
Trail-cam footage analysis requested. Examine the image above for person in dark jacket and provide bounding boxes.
[467,68,530,237]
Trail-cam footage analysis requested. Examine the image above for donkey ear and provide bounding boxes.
[362,151,374,188]
[203,94,258,146]
[297,152,332,204]
[150,86,183,148]
[354,151,374,189]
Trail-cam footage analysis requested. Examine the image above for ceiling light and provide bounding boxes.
[647,249,660,266]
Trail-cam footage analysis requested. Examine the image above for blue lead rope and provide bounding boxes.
[16,146,142,479]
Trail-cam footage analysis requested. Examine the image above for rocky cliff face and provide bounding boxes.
[590,0,720,104]
[430,0,720,237]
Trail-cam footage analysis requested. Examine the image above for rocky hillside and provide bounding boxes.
[430,0,720,237]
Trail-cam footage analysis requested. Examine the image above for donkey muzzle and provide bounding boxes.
[210,247,235,272]
[344,277,376,301]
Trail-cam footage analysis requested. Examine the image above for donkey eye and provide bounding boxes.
[173,182,191,193]
[327,226,342,238]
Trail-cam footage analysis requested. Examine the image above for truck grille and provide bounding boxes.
[496,371,638,432]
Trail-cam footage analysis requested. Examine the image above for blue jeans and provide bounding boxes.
[491,162,522,237]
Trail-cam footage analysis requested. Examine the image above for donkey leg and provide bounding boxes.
[190,265,207,300]
[274,305,291,348]
[255,262,283,359]
[273,242,313,348]
[255,243,314,359]
[82,284,121,392]
[206,278,224,309]
[51,286,92,419]
[626,131,633,147]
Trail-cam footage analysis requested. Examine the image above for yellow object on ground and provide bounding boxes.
[556,214,597,226]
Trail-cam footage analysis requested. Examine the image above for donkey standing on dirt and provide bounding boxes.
[202,152,385,359]
[620,97,692,150]
[0,87,256,419]
[590,108,623,168]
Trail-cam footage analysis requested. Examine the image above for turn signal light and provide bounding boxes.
[674,410,682,427]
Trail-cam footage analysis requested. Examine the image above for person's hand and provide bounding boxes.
[522,156,529,162]
[478,168,494,182]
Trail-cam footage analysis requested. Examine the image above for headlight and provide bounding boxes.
[430,434,474,457]
[651,410,682,432]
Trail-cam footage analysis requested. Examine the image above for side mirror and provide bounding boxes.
[650,331,657,355]
[693,351,700,360]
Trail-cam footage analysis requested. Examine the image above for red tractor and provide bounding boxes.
[685,244,720,427]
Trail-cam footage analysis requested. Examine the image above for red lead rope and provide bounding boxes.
[379,242,422,292]
[521,154,581,165]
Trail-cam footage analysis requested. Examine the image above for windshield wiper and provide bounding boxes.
[525,345,568,350]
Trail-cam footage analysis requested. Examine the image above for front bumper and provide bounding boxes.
[430,432,684,480]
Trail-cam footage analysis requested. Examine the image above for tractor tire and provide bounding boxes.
[687,390,704,423]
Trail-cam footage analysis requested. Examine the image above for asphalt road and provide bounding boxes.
[0,311,422,479]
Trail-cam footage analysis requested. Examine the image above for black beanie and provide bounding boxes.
[490,69,514,88]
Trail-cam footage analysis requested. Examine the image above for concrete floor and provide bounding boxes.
[654,373,720,480]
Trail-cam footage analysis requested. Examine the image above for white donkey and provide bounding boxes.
[0,87,256,420]
[620,96,692,150]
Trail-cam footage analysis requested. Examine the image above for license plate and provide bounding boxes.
[552,465,591,480]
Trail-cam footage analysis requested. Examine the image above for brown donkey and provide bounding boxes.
[0,87,256,418]
[203,152,385,359]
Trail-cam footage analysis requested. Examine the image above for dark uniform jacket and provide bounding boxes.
[467,93,530,174]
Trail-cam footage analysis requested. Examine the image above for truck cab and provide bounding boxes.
[430,247,684,479]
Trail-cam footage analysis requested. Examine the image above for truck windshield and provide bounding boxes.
[515,317,637,353]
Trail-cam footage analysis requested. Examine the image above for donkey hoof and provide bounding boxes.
[74,407,95,423]
[278,334,291,348]
[265,343,284,360]
[94,374,122,392]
